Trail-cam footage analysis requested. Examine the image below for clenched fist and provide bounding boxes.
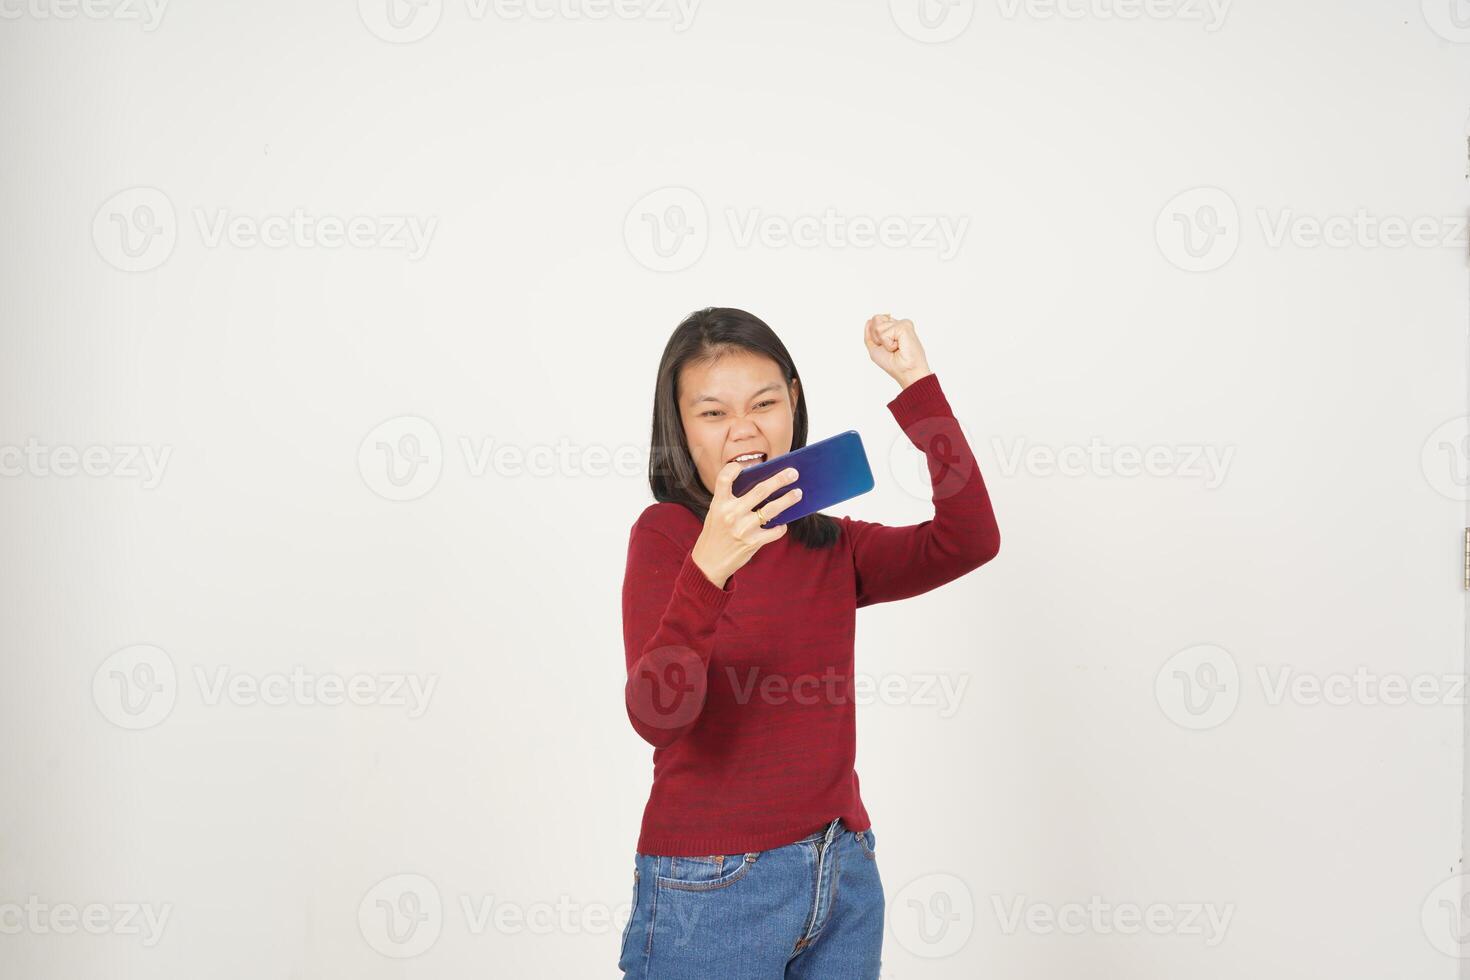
[865,314,933,389]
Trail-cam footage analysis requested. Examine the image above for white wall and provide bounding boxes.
[1,1,1467,977]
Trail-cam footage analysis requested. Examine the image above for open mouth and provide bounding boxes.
[728,452,767,467]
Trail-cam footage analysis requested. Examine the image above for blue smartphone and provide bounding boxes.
[730,430,875,527]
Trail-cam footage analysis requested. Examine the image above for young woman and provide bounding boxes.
[618,307,1001,979]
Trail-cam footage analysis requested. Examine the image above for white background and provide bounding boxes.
[2,0,1469,977]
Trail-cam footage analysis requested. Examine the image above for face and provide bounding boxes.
[677,349,800,496]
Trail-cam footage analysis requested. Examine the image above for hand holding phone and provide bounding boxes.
[691,462,804,590]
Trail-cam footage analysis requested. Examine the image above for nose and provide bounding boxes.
[727,415,761,440]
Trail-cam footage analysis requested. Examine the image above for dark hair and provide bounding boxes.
[648,307,839,550]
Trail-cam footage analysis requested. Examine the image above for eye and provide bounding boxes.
[700,410,723,418]
[755,400,777,409]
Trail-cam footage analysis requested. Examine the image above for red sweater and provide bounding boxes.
[621,372,1000,856]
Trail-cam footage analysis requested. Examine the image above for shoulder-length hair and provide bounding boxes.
[648,307,840,550]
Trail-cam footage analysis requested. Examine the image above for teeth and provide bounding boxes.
[732,453,765,463]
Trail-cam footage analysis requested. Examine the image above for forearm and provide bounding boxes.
[622,531,734,747]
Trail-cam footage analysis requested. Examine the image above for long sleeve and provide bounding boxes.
[838,372,1001,607]
[621,518,735,748]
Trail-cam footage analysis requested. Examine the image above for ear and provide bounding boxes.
[789,376,800,404]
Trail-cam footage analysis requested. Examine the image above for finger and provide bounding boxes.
[747,502,796,535]
[712,460,744,499]
[751,465,799,503]
[756,522,790,543]
[763,484,804,517]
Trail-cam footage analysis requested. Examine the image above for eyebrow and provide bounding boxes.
[689,382,783,406]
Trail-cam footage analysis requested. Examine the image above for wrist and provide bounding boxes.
[690,548,730,591]
[895,367,933,389]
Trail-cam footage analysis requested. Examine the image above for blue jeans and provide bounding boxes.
[617,817,884,979]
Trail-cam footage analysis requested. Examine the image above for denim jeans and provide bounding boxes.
[617,817,884,979]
